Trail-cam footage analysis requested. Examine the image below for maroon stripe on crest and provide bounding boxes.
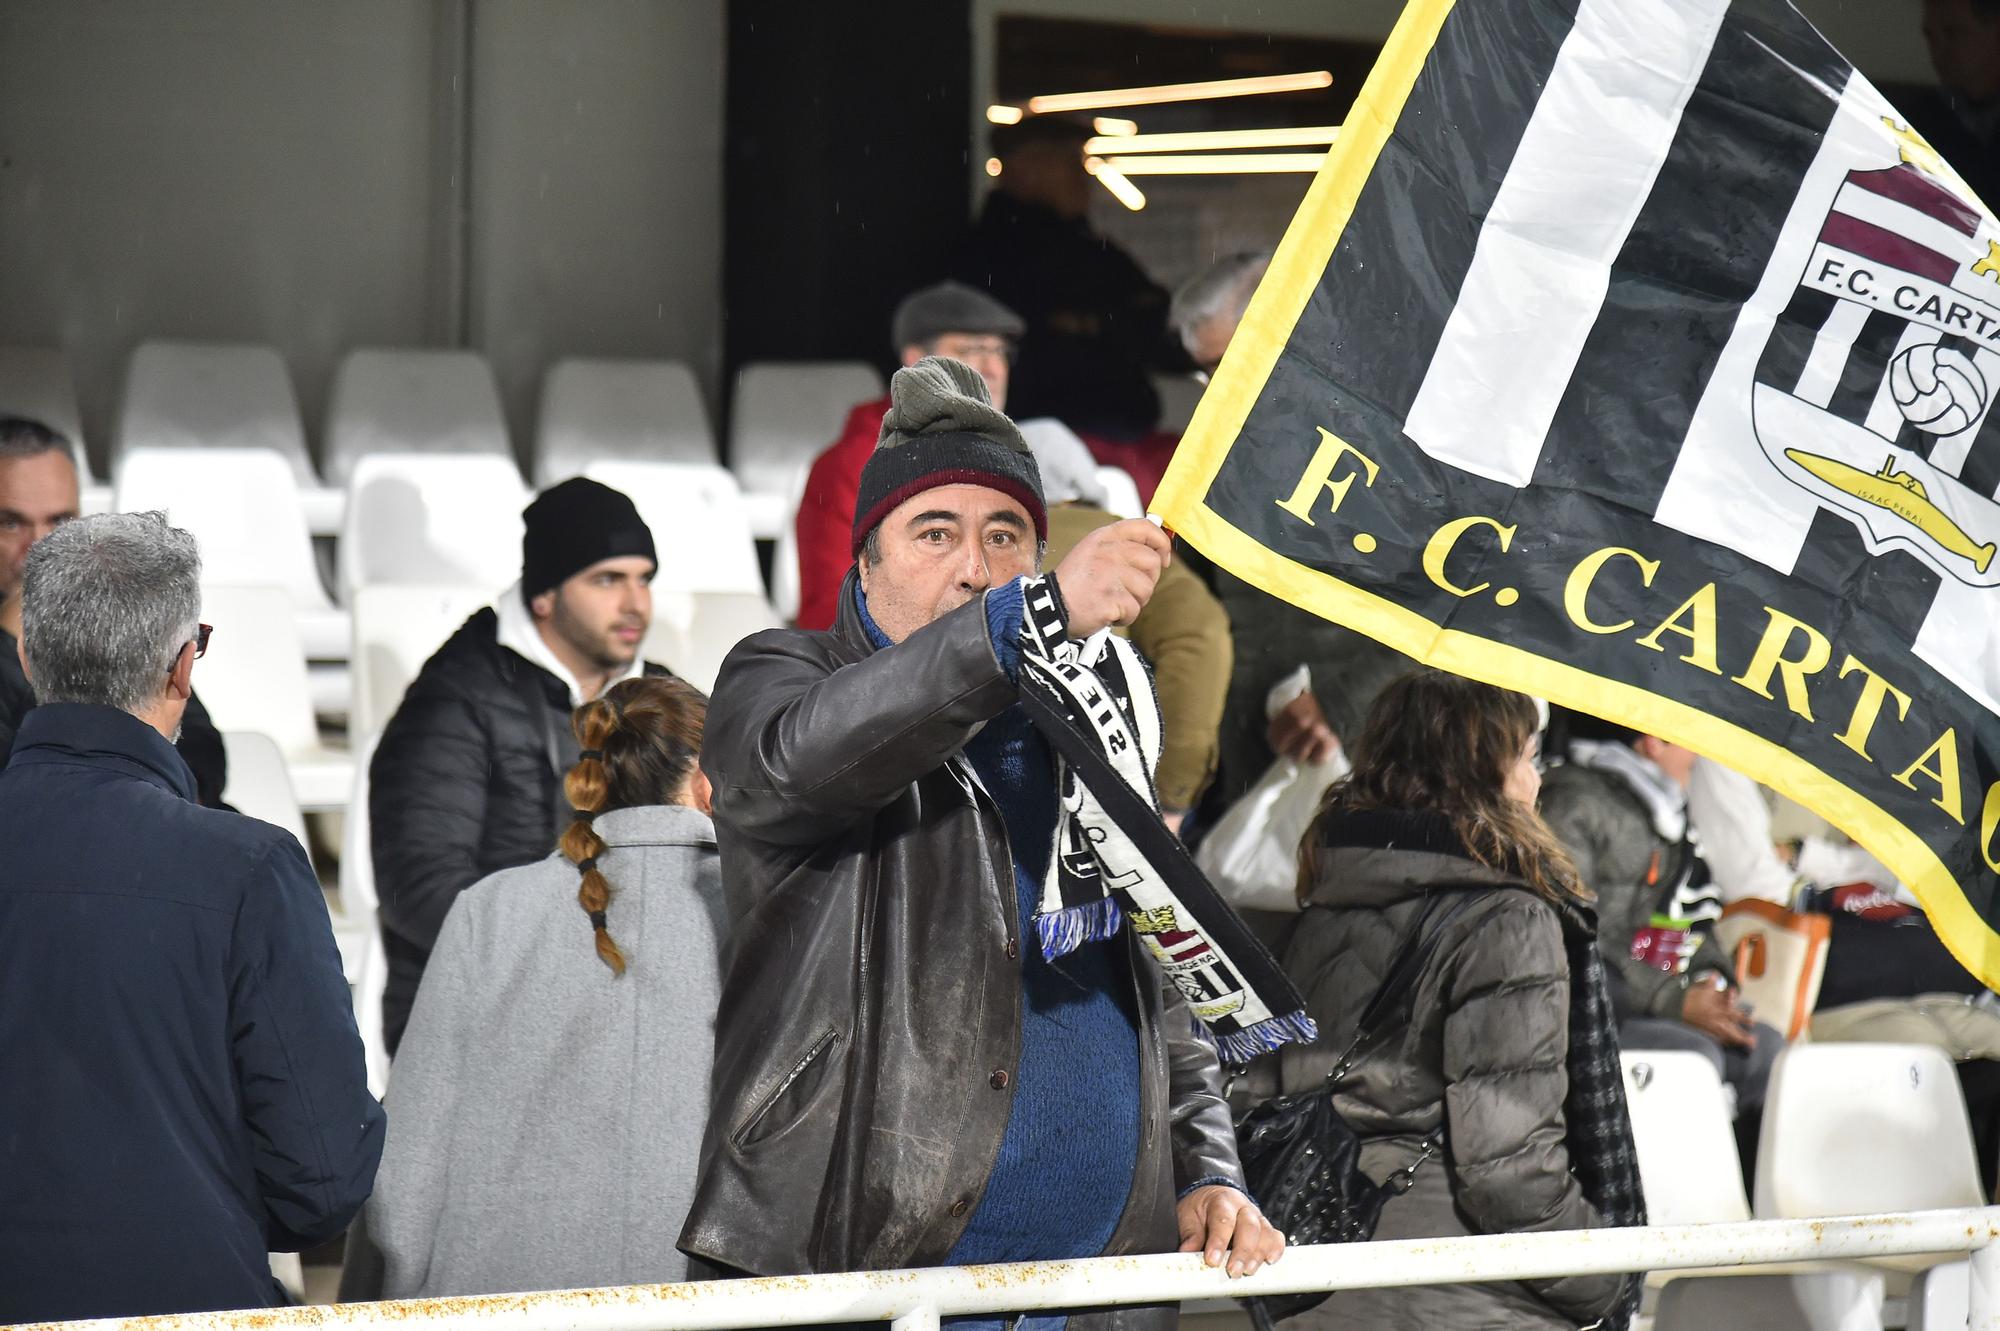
[1819,213,1962,284]
[1845,164,1982,235]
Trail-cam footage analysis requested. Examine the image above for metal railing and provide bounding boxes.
[16,1209,2000,1331]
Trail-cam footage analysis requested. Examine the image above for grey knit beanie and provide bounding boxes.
[851,356,1046,556]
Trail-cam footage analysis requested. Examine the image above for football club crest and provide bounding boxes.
[1753,124,2000,586]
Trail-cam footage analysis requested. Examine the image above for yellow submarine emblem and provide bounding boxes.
[1784,448,1997,575]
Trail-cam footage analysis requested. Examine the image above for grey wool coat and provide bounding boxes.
[360,805,726,1299]
[1276,810,1623,1330]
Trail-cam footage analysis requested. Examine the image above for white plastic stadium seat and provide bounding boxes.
[348,585,492,740]
[1621,1051,1751,1226]
[193,585,353,810]
[338,453,527,600]
[535,358,715,484]
[584,461,765,596]
[114,342,316,480]
[219,731,309,851]
[1095,465,1145,521]
[341,734,391,1098]
[729,361,882,537]
[645,590,781,695]
[1909,1259,1970,1331]
[0,343,95,481]
[1755,1043,1983,1222]
[1653,1270,1886,1331]
[322,348,514,487]
[115,447,349,660]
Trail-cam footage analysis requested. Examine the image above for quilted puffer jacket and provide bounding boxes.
[370,607,669,1053]
[1275,809,1622,1330]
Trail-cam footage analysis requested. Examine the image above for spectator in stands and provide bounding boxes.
[1281,670,1632,1330]
[1539,713,1783,1135]
[0,513,381,1321]
[1906,0,2000,208]
[684,358,1281,1305]
[371,477,673,1055]
[0,415,226,802]
[354,677,720,1298]
[954,116,1184,444]
[1029,418,1230,830]
[1169,250,1269,379]
[795,280,1024,631]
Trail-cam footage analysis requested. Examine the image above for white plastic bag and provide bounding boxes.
[1196,750,1348,913]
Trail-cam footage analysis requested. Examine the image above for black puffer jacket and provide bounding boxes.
[370,608,669,1053]
[1277,810,1622,1330]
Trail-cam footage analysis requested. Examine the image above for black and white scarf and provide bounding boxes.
[1012,573,1317,1065]
[1548,893,1647,1331]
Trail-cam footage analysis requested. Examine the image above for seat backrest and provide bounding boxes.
[584,461,764,597]
[645,589,781,694]
[340,732,391,1098]
[339,453,527,599]
[0,344,93,479]
[219,731,309,850]
[535,358,715,484]
[349,584,494,739]
[728,361,882,501]
[1755,1042,1983,1218]
[190,585,323,758]
[115,447,331,612]
[114,342,316,484]
[1096,465,1145,520]
[322,348,513,486]
[1620,1050,1750,1224]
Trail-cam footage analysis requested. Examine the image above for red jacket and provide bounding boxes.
[794,397,890,631]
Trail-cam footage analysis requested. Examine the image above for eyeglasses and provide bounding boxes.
[193,623,212,659]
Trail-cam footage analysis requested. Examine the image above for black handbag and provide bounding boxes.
[1234,890,1478,1326]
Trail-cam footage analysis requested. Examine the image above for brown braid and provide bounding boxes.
[559,675,708,976]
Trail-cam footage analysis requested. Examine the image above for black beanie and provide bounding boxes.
[521,478,657,600]
[851,357,1046,557]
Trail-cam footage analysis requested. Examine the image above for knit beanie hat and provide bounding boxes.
[521,477,658,600]
[851,356,1046,557]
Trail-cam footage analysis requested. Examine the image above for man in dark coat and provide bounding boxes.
[953,117,1183,441]
[0,415,226,802]
[683,357,1280,1327]
[370,477,671,1054]
[0,512,381,1321]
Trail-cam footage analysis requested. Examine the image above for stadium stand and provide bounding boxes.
[534,357,716,484]
[322,348,513,487]
[191,584,353,810]
[337,452,526,599]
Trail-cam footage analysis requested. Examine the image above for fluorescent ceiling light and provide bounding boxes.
[1091,163,1147,211]
[1084,125,1341,155]
[987,104,1025,124]
[1092,116,1139,136]
[1026,71,1332,114]
[1100,152,1326,175]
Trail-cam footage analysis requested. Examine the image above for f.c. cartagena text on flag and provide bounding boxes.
[1153,0,2000,984]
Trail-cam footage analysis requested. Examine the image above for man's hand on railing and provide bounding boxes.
[1176,1184,1286,1277]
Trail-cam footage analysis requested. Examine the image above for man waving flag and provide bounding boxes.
[1153,0,2000,983]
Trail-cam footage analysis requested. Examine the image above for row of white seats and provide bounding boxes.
[1626,1044,1985,1329]
[0,341,890,539]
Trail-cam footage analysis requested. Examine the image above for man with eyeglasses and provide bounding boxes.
[0,511,382,1320]
[793,280,1025,631]
[0,416,227,802]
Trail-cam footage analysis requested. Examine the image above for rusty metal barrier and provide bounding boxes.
[14,1208,2000,1331]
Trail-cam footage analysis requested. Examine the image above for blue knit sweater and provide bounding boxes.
[856,581,1141,1331]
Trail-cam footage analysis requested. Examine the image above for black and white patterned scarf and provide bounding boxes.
[1011,573,1317,1064]
[1548,893,1646,1331]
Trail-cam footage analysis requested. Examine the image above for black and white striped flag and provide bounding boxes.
[1154,0,2000,982]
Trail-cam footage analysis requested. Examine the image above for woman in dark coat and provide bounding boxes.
[1278,670,1633,1330]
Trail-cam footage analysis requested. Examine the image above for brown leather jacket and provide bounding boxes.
[680,574,1243,1324]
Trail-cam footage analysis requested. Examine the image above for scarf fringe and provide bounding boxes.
[1212,1010,1321,1066]
[1034,896,1126,961]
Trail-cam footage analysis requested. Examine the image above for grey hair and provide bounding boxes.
[0,415,74,464]
[22,511,202,712]
[1169,251,1273,355]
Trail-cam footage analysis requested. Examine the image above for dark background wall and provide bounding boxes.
[724,1,974,383]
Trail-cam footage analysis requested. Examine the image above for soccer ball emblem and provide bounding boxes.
[1889,343,1989,435]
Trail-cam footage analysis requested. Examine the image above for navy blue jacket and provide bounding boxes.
[0,704,384,1321]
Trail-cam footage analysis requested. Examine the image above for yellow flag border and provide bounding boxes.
[1150,0,2000,988]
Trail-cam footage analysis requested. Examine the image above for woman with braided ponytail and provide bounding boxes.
[350,676,721,1299]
